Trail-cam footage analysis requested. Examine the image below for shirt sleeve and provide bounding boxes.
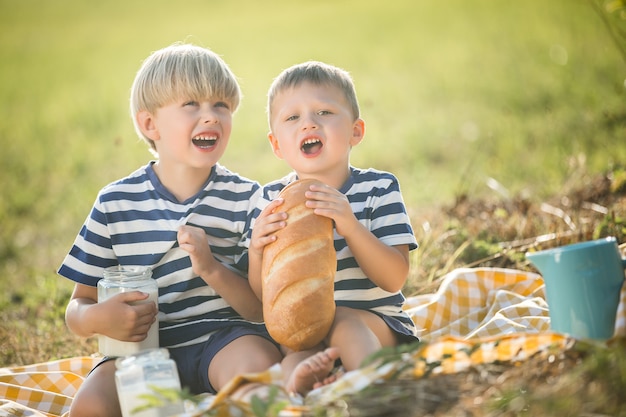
[57,193,118,287]
[367,176,418,251]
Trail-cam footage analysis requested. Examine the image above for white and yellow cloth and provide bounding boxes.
[2,267,625,416]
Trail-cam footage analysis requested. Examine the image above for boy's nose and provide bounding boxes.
[203,111,218,124]
[301,114,318,130]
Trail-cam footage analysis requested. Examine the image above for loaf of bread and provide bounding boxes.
[261,179,336,351]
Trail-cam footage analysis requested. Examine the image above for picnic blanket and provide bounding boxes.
[2,267,625,416]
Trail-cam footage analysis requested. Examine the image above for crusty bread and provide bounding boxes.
[261,179,336,351]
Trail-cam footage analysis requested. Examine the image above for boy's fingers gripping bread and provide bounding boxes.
[261,179,336,351]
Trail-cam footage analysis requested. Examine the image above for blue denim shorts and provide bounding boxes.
[90,325,277,395]
[168,325,278,394]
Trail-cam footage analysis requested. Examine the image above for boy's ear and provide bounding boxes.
[350,118,365,146]
[136,110,160,141]
[268,132,284,159]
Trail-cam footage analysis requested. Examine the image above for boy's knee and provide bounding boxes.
[70,361,121,417]
[234,346,280,371]
[333,306,361,328]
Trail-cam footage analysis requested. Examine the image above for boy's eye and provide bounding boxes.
[183,100,199,107]
[318,110,332,116]
[286,115,299,121]
[215,101,230,110]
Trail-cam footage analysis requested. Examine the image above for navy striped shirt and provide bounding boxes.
[58,162,266,348]
[253,167,419,338]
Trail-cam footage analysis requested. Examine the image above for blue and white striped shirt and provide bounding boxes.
[58,162,265,348]
[254,167,419,339]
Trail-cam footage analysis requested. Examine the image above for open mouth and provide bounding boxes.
[301,138,322,155]
[192,135,218,149]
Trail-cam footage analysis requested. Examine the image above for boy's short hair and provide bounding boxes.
[130,43,241,150]
[267,61,360,127]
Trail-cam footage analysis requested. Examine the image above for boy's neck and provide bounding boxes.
[297,166,351,190]
[153,161,213,202]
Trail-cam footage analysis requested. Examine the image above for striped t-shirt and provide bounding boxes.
[253,167,419,339]
[58,162,265,348]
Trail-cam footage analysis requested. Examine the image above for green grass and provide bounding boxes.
[1,0,625,366]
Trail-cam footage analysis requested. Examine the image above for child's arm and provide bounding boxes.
[65,282,157,341]
[305,184,410,293]
[178,224,278,322]
[247,199,287,300]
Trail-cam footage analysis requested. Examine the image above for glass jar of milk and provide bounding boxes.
[98,265,159,357]
[115,348,185,417]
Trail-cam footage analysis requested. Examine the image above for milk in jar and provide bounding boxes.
[115,348,185,417]
[98,265,159,357]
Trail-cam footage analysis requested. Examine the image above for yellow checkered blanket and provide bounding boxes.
[2,267,625,416]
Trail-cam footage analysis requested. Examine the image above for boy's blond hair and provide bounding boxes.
[267,61,360,128]
[130,43,241,150]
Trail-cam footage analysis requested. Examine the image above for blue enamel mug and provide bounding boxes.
[526,237,626,340]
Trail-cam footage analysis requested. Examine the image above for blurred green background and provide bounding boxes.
[0,0,625,362]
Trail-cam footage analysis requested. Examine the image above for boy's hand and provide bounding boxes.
[178,224,215,277]
[249,198,287,258]
[305,183,358,238]
[96,291,157,342]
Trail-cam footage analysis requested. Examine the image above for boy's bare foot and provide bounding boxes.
[286,347,340,396]
[312,369,343,389]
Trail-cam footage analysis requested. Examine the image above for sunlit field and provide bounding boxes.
[1,0,624,366]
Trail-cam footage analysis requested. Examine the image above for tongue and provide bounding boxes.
[193,139,216,148]
[302,142,322,155]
